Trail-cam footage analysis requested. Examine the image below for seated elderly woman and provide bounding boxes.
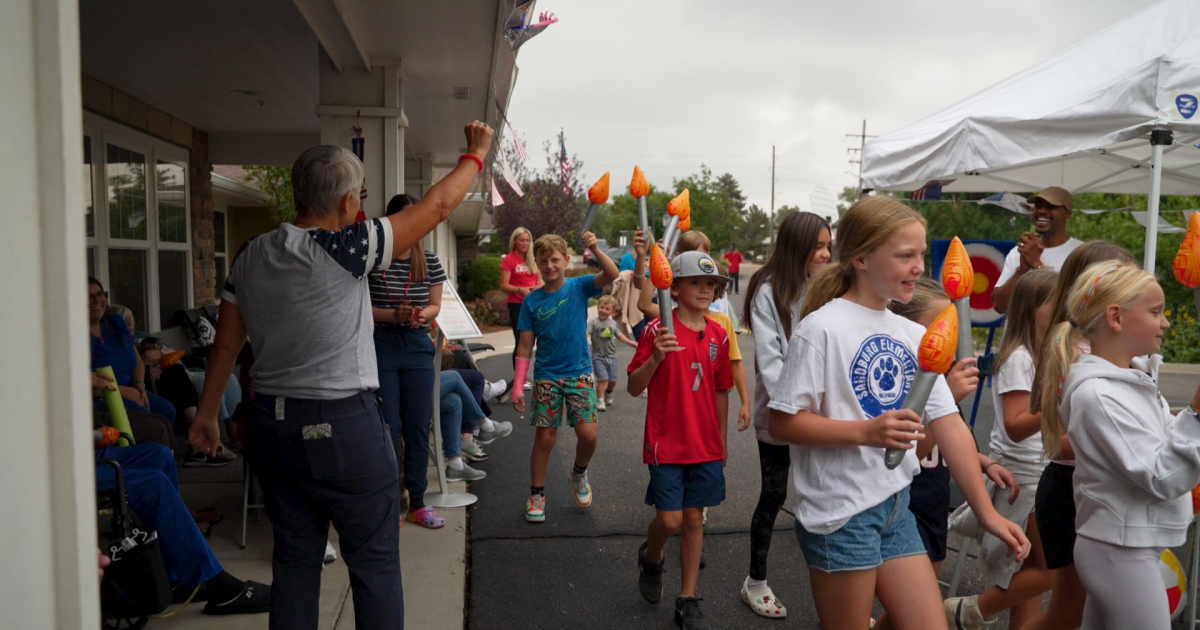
[138,337,238,466]
[89,279,177,431]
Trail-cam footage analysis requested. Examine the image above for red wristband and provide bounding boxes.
[459,153,484,173]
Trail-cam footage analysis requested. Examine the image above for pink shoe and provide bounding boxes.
[405,506,446,529]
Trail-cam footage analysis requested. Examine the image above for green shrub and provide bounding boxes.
[459,255,503,301]
[466,289,516,327]
[1162,305,1200,363]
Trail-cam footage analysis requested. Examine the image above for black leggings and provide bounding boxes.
[508,302,522,368]
[749,440,791,580]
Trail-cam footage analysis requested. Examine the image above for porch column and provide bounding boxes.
[2,0,100,627]
[316,50,406,219]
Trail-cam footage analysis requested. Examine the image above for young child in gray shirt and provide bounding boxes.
[588,295,637,411]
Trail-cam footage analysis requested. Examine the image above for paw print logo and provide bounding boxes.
[874,357,899,392]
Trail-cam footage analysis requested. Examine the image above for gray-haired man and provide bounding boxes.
[191,122,493,629]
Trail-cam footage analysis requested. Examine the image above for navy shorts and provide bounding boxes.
[645,461,726,511]
[795,486,927,573]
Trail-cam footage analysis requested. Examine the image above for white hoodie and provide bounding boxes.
[749,280,803,445]
[1064,353,1200,548]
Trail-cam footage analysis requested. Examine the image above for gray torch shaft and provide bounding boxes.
[657,288,674,335]
[955,296,972,363]
[661,215,680,256]
[884,370,938,469]
[579,202,601,247]
[638,197,650,237]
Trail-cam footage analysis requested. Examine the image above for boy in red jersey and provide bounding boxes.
[628,251,732,630]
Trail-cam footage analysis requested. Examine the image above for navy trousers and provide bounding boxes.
[95,442,223,587]
[247,392,403,630]
[373,325,434,503]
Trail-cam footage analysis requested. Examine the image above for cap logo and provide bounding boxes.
[1178,94,1197,120]
[698,258,716,273]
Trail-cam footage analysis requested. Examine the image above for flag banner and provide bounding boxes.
[910,179,955,201]
[508,121,529,160]
[491,179,505,206]
[499,150,524,197]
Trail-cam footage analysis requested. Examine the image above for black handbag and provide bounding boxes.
[97,458,173,620]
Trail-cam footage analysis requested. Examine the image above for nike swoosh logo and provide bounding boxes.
[535,296,570,321]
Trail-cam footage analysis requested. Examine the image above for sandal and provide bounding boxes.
[405,506,445,529]
[740,577,787,619]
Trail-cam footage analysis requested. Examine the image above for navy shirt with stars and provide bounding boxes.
[224,219,394,399]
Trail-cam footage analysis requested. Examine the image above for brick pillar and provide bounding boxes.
[190,129,216,305]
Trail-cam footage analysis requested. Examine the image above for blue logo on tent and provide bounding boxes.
[1178,94,1198,119]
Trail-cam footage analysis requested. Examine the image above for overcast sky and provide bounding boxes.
[504,0,1161,213]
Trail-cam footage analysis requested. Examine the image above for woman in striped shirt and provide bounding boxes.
[369,193,449,528]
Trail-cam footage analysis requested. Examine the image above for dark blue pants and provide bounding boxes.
[95,443,222,587]
[374,325,434,503]
[247,392,403,630]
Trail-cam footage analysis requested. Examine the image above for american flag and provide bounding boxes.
[507,121,528,160]
[558,129,571,193]
[910,179,955,201]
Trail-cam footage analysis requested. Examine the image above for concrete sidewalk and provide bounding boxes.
[161,462,469,630]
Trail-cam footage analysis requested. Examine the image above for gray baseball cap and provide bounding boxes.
[670,251,730,284]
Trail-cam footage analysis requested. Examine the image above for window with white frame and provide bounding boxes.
[213,209,228,295]
[84,113,192,333]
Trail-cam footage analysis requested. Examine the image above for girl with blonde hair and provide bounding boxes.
[769,196,1028,629]
[1038,262,1200,630]
[500,227,543,384]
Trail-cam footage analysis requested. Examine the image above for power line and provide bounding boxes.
[846,119,877,199]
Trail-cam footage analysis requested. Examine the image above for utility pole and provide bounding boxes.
[846,119,876,199]
[769,144,776,252]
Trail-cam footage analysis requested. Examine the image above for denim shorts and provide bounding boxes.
[795,486,926,572]
[592,354,619,382]
[645,461,726,511]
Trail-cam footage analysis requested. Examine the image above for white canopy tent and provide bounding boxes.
[861,0,1200,271]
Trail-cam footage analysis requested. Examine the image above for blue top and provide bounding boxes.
[518,275,602,379]
[619,252,636,272]
[91,313,138,386]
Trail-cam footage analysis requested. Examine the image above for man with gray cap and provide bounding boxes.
[190,121,493,629]
[991,186,1082,314]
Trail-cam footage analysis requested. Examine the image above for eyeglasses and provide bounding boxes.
[88,290,108,302]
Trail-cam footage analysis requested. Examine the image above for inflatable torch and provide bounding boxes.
[1173,211,1200,315]
[885,303,958,469]
[661,189,690,255]
[579,172,610,247]
[160,350,186,369]
[631,166,651,238]
[941,237,975,363]
[97,366,133,447]
[650,243,675,336]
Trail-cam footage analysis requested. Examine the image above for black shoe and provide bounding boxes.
[637,540,664,604]
[183,450,231,467]
[203,580,270,615]
[674,596,709,629]
[699,552,706,569]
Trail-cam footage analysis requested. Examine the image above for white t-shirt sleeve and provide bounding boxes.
[994,246,1021,289]
[925,374,959,424]
[767,330,825,415]
[995,346,1035,396]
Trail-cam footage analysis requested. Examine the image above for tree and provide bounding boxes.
[244,165,295,223]
[774,204,801,228]
[741,204,772,259]
[673,164,745,251]
[490,137,587,248]
[836,186,858,217]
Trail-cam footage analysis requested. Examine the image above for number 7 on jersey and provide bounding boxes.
[690,362,703,391]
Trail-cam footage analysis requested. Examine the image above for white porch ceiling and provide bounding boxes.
[79,0,518,166]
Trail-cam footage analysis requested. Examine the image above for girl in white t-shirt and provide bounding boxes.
[767,197,1030,630]
[943,269,1058,628]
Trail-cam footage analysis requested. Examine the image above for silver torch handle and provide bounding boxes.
[884,370,938,469]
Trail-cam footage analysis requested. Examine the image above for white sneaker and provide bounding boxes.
[604,393,614,405]
[484,380,507,401]
[324,541,337,564]
[597,398,607,412]
[524,381,533,391]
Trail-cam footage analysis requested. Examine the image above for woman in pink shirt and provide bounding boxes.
[500,227,542,381]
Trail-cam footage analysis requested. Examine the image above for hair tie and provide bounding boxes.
[1067,318,1080,328]
[1081,263,1123,305]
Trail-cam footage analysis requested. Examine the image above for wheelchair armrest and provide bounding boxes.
[466,342,495,354]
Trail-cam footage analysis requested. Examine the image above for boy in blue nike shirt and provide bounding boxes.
[513,231,620,523]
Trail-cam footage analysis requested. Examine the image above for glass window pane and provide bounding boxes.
[214,211,227,254]
[107,248,148,334]
[157,160,188,243]
[158,250,189,329]
[84,136,94,238]
[87,247,95,278]
[107,144,148,241]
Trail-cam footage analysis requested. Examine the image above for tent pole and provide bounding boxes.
[1144,130,1173,271]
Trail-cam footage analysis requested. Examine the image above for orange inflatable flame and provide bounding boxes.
[678,216,692,232]
[942,237,975,300]
[160,350,186,369]
[918,303,958,374]
[630,166,649,198]
[1192,482,1200,516]
[1174,212,1200,288]
[588,172,611,204]
[667,189,690,217]
[650,244,673,289]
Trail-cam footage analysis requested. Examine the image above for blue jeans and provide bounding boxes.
[187,371,242,421]
[439,370,486,458]
[95,443,223,587]
[373,325,434,502]
[794,486,926,572]
[95,391,177,427]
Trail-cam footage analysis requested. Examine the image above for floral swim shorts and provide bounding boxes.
[530,373,598,428]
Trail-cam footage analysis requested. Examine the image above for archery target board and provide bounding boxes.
[932,240,1015,328]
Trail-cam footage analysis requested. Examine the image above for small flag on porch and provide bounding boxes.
[558,129,571,194]
[499,150,524,197]
[351,125,368,200]
[491,179,506,206]
[508,121,528,160]
[910,179,954,201]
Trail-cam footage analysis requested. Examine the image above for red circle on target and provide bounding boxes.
[964,242,1009,326]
